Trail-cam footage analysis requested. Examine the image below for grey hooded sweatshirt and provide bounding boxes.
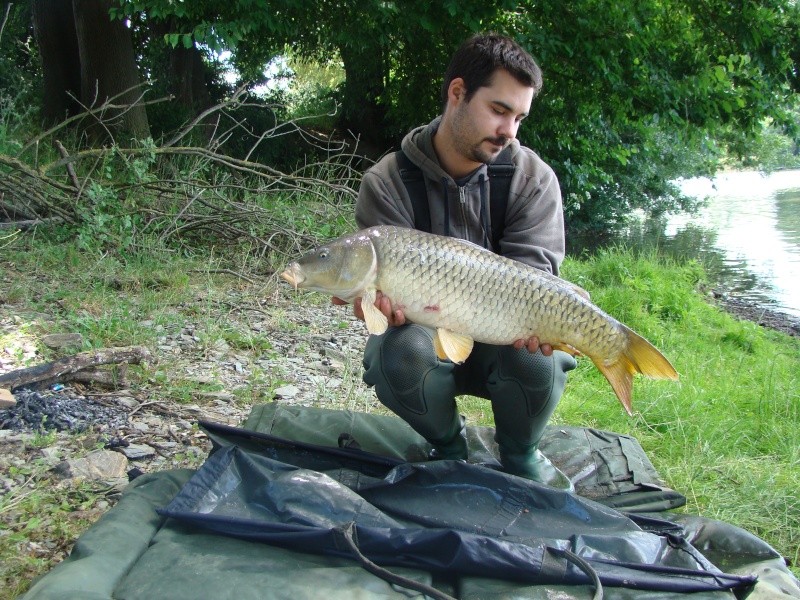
[355,116,567,275]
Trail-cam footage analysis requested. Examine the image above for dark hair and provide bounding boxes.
[441,33,543,109]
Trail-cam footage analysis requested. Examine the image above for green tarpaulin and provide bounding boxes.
[21,404,800,599]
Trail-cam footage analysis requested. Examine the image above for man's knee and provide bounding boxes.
[498,345,574,380]
[364,326,438,387]
[492,348,577,417]
[363,325,446,416]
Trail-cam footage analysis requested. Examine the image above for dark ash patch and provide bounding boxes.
[1,388,129,433]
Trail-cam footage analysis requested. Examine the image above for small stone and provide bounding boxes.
[185,446,206,459]
[120,444,156,460]
[116,396,138,409]
[273,385,300,399]
[0,388,15,409]
[41,333,84,350]
[145,416,165,428]
[212,339,231,353]
[40,447,61,465]
[55,450,129,480]
[81,435,102,449]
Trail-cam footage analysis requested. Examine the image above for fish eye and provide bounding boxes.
[318,249,329,259]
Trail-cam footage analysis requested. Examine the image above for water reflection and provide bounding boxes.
[776,188,800,246]
[669,171,800,318]
[570,170,800,319]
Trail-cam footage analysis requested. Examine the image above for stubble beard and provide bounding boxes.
[451,104,507,165]
[471,138,507,164]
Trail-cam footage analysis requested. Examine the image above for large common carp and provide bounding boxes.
[281,225,678,414]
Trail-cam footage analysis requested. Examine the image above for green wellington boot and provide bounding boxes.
[428,415,468,461]
[496,432,574,491]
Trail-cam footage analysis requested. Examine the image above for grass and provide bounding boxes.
[1,232,798,596]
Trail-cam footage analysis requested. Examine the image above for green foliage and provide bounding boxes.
[69,141,157,251]
[280,53,344,128]
[0,4,40,152]
[506,0,799,231]
[562,247,706,338]
[729,115,800,171]
[110,0,799,232]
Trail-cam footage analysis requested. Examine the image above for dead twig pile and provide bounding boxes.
[0,86,365,257]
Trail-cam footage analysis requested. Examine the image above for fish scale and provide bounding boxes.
[281,225,679,413]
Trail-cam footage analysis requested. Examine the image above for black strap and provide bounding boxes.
[396,148,514,251]
[488,146,515,250]
[396,149,431,234]
[337,522,457,600]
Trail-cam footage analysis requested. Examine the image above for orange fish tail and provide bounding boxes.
[593,325,679,415]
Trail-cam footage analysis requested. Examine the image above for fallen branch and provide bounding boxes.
[0,217,64,230]
[55,140,82,193]
[62,364,129,388]
[0,346,151,391]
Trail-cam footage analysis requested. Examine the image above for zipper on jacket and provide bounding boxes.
[458,185,470,240]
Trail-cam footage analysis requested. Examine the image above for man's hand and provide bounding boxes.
[513,337,554,356]
[332,292,406,327]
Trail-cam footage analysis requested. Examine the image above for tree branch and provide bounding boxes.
[0,346,151,391]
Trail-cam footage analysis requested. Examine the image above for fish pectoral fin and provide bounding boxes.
[436,329,474,364]
[432,333,448,360]
[360,288,388,335]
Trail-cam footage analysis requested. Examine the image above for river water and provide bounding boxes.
[629,169,800,319]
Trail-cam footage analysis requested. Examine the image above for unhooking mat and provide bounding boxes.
[21,403,800,600]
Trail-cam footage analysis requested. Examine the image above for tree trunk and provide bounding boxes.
[31,0,82,124]
[339,41,390,157]
[149,18,213,113]
[71,0,150,141]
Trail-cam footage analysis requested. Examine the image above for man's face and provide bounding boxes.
[449,69,534,165]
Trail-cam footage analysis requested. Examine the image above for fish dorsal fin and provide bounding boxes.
[360,287,388,335]
[436,328,474,364]
[534,268,592,301]
[569,283,591,301]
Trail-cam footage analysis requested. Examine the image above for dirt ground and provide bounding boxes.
[714,293,800,337]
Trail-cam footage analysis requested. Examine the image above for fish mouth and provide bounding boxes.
[279,264,304,289]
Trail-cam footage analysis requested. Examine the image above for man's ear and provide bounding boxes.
[447,77,467,105]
